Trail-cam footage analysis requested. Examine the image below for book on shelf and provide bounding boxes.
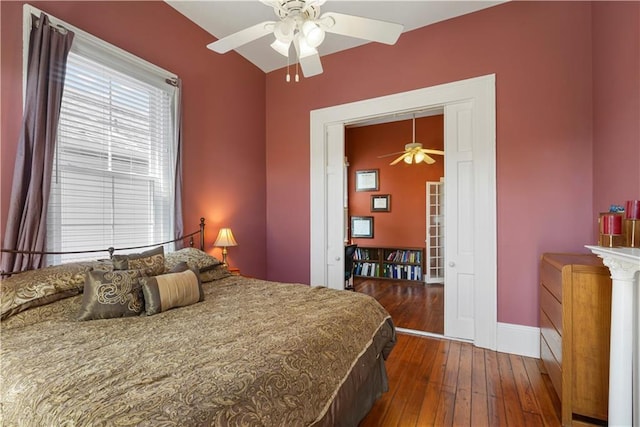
[355,261,379,277]
[385,249,422,264]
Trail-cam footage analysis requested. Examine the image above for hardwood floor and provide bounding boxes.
[354,277,444,334]
[354,278,561,426]
[360,333,562,427]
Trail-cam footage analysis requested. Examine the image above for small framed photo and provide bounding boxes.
[351,216,374,238]
[355,169,379,192]
[371,194,391,212]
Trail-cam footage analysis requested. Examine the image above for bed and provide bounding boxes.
[0,223,396,426]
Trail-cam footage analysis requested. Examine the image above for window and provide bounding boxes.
[28,9,180,264]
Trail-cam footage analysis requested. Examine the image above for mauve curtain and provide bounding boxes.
[0,13,74,274]
[172,78,184,249]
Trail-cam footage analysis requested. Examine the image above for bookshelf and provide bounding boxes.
[353,246,424,283]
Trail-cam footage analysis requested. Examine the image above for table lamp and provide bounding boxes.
[214,228,237,266]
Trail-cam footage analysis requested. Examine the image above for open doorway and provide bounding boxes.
[344,112,445,335]
[310,74,497,350]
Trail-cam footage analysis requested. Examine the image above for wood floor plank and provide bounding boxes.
[415,340,450,426]
[509,353,540,414]
[381,336,431,426]
[471,345,488,395]
[415,381,443,426]
[451,343,473,425]
[471,391,490,426]
[484,349,503,398]
[484,351,507,426]
[487,395,509,426]
[470,345,490,425]
[396,336,441,426]
[497,352,527,427]
[433,388,456,426]
[522,357,562,427]
[452,387,472,426]
[442,341,462,389]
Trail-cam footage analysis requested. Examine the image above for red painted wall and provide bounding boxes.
[266,1,597,327]
[346,116,444,248]
[0,1,267,277]
[592,1,640,222]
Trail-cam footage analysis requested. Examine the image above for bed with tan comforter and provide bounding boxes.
[0,249,395,426]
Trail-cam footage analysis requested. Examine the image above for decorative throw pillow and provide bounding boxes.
[77,269,146,321]
[140,264,203,316]
[112,246,164,276]
[163,247,221,274]
[199,264,232,282]
[1,263,91,320]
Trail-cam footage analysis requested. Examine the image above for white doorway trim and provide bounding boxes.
[310,74,496,350]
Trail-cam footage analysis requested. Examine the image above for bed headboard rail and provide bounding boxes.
[0,217,206,277]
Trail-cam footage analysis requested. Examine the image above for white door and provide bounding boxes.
[325,124,346,290]
[444,102,475,340]
[426,180,445,284]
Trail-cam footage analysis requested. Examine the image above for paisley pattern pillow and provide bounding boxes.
[77,269,146,321]
[1,263,91,320]
[112,246,164,276]
[199,264,231,282]
[164,248,222,274]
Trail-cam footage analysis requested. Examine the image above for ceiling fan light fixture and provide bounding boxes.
[414,152,425,163]
[295,34,317,58]
[274,19,295,42]
[404,154,413,164]
[271,38,291,56]
[302,20,325,47]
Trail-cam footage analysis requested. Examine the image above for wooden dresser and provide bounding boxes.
[539,253,612,426]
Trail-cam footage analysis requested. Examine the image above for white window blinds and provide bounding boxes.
[46,37,178,264]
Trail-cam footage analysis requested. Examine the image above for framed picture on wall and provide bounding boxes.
[351,216,374,238]
[371,195,391,212]
[355,169,379,192]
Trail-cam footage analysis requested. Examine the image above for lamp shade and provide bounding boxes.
[214,228,238,247]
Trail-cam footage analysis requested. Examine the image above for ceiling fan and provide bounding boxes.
[206,0,404,79]
[378,116,445,165]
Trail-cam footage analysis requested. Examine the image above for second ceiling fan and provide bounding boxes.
[378,116,445,165]
[206,0,404,78]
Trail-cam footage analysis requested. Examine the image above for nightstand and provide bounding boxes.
[228,267,240,276]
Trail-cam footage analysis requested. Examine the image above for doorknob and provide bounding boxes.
[448,261,456,267]
[335,256,341,261]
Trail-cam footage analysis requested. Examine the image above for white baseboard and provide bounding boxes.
[396,322,541,358]
[497,322,540,358]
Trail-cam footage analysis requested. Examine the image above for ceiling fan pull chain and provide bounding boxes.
[286,51,291,82]
[295,61,300,82]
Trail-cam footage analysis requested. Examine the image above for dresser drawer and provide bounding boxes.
[541,333,562,399]
[540,285,563,336]
[540,259,563,301]
[540,309,562,365]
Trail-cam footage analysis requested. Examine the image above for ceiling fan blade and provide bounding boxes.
[293,36,324,77]
[206,21,275,54]
[320,12,404,45]
[377,150,406,159]
[299,52,323,77]
[390,153,409,166]
[422,149,445,155]
[423,155,436,165]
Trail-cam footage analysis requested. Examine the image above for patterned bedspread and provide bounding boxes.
[1,276,395,426]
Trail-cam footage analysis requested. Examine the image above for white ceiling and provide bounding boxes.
[165,1,504,73]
